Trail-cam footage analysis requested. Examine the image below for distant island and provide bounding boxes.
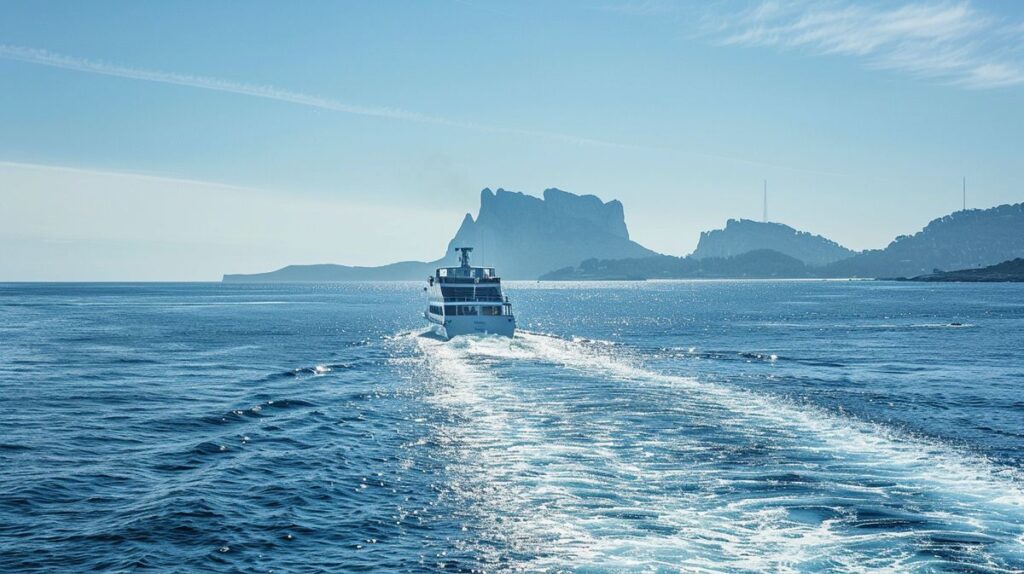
[896,258,1024,282]
[545,202,1024,281]
[224,187,1024,282]
[691,219,854,266]
[224,188,654,282]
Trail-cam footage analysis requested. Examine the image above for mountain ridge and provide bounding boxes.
[542,202,1024,280]
[825,203,1024,278]
[224,190,1024,282]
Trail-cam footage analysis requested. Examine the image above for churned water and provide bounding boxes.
[1,281,1022,573]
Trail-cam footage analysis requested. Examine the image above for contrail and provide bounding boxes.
[0,44,854,177]
[0,44,622,147]
[0,45,448,123]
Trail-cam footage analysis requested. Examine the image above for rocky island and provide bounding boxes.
[225,185,1024,283]
[223,187,654,281]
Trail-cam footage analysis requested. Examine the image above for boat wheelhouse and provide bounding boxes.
[424,247,515,339]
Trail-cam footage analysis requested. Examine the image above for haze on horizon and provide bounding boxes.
[2,0,1023,281]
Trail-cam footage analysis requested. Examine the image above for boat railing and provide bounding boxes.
[441,296,505,303]
[437,276,501,284]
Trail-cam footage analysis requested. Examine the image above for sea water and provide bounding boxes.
[1,281,1022,573]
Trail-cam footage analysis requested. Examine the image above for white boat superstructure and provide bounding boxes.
[424,247,516,339]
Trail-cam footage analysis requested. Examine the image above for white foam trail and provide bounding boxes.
[519,332,1024,505]
[409,331,1024,572]
[413,335,602,568]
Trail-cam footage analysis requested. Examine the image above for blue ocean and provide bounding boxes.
[1,281,1023,573]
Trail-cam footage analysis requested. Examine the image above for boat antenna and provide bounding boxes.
[762,180,768,223]
[455,246,473,268]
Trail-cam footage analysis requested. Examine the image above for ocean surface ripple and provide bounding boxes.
[1,281,1022,573]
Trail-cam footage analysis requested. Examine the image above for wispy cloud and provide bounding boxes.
[707,1,1024,89]
[0,43,854,177]
[0,44,626,148]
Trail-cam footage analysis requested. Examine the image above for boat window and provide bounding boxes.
[482,306,501,316]
[444,305,481,316]
[440,286,501,301]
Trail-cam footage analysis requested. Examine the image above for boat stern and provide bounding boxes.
[438,315,515,339]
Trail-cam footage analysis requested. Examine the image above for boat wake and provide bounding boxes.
[405,330,1024,573]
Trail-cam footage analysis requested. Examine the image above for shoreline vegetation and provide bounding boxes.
[541,253,1024,283]
[893,258,1024,283]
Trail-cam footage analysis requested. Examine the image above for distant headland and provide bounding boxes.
[223,188,1024,282]
[895,258,1024,283]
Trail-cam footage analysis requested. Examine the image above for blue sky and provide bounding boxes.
[2,0,1022,280]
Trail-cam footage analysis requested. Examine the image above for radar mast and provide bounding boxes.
[455,247,474,268]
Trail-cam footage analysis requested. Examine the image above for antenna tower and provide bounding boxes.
[762,180,768,223]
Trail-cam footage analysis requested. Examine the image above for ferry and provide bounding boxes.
[424,247,515,339]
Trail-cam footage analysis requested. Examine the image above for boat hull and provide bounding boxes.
[427,314,516,340]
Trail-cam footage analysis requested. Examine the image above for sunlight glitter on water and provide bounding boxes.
[4,281,1024,573]
[408,331,1024,573]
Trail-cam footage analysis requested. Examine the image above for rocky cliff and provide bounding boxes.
[441,188,654,278]
[223,187,655,281]
[691,219,855,267]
